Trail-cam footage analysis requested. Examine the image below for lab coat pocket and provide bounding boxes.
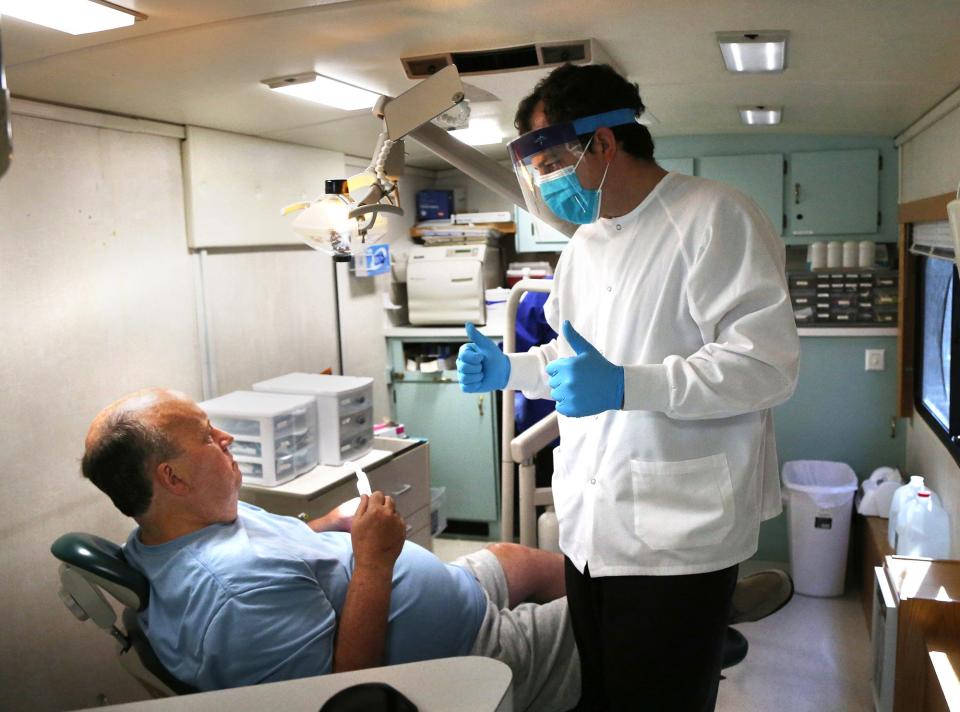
[630,453,735,551]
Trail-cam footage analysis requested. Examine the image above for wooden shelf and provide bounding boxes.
[409,221,516,238]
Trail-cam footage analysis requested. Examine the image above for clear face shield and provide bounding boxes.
[507,108,639,226]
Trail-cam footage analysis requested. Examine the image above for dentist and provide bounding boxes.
[457,63,799,712]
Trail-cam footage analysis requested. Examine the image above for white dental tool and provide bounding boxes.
[354,463,372,496]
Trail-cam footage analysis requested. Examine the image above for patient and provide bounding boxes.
[81,388,791,712]
[82,388,579,711]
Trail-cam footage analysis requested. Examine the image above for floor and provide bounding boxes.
[432,538,875,712]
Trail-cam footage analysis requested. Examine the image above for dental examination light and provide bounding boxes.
[283,64,575,260]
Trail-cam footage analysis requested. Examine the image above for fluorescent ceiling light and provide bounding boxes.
[0,0,143,35]
[739,106,782,125]
[717,31,788,73]
[449,119,504,146]
[263,72,380,111]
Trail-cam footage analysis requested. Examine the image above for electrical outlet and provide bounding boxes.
[865,348,885,371]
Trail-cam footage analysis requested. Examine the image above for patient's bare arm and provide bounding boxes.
[332,491,405,672]
[308,497,362,533]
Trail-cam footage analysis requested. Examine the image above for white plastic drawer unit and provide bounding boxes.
[253,372,375,466]
[199,390,319,487]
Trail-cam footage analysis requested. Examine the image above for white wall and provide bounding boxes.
[200,249,340,395]
[0,109,426,709]
[905,418,960,556]
[899,98,960,556]
[0,114,200,710]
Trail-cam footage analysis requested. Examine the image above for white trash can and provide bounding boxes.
[782,460,858,597]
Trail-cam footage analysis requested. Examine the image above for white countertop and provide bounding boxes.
[240,438,422,499]
[385,311,894,340]
[384,306,507,339]
[77,657,513,712]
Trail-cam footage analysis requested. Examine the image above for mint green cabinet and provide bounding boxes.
[387,336,500,528]
[515,206,570,253]
[787,149,880,236]
[393,382,499,523]
[657,157,695,175]
[698,153,784,233]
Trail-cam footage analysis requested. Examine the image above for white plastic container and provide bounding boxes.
[888,476,926,550]
[896,489,952,559]
[537,506,561,553]
[253,373,374,466]
[782,460,858,597]
[200,391,318,487]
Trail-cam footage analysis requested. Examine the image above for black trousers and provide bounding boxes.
[564,558,738,712]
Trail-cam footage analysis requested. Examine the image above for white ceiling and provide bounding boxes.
[3,0,960,169]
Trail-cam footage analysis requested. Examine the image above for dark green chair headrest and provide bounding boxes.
[51,532,149,611]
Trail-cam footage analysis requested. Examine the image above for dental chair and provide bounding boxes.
[51,532,196,698]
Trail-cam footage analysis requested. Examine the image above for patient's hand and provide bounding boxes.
[308,497,361,533]
[351,492,405,572]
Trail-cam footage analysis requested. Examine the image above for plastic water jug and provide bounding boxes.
[888,476,925,550]
[895,489,952,559]
[538,506,560,553]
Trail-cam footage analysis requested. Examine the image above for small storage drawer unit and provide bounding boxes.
[253,373,374,466]
[788,270,898,325]
[200,390,318,487]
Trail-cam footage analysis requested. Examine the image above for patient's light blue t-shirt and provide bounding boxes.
[123,502,486,691]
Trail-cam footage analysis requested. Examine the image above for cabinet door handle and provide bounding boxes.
[391,483,413,497]
[478,395,485,417]
[794,183,801,205]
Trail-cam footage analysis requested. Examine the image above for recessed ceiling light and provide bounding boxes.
[0,0,144,35]
[449,119,504,146]
[717,31,788,73]
[739,105,782,125]
[262,73,380,111]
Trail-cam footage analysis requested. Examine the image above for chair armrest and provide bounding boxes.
[510,411,559,463]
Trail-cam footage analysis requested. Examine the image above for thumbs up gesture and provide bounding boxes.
[546,321,625,417]
[457,322,511,393]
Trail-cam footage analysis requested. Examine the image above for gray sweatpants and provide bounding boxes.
[453,549,580,712]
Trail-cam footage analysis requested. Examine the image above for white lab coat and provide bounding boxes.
[507,172,800,576]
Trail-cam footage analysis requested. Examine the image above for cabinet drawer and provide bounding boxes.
[408,525,433,550]
[242,442,430,521]
[403,504,431,537]
[368,448,430,518]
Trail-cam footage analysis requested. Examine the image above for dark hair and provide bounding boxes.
[514,63,655,161]
[81,413,180,517]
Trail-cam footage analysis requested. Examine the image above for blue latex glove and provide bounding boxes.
[546,321,625,417]
[457,322,511,393]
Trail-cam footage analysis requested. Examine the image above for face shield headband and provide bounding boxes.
[508,108,640,226]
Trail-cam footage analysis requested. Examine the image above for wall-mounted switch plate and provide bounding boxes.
[865,348,885,371]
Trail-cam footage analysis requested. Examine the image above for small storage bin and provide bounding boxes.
[199,390,319,487]
[253,373,375,466]
[430,487,447,537]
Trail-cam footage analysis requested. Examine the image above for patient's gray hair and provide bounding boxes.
[81,412,181,518]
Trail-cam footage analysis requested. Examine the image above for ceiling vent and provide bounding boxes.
[401,39,620,79]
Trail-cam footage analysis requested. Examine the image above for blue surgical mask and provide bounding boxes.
[536,138,610,225]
